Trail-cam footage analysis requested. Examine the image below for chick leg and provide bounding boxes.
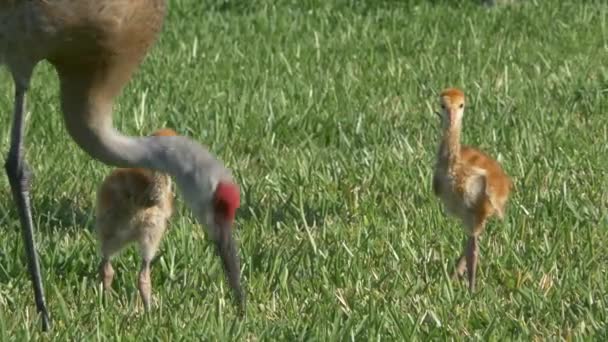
[465,235,479,293]
[137,223,166,312]
[452,254,467,280]
[138,259,152,312]
[97,230,129,292]
[99,257,115,291]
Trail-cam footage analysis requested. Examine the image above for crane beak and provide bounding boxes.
[214,220,246,315]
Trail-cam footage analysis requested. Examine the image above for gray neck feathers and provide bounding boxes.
[105,129,233,212]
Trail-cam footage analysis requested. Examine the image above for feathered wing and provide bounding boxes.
[463,167,487,210]
[488,179,511,220]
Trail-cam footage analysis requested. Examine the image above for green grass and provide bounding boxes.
[1,0,608,339]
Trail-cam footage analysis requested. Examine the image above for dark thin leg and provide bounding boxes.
[465,236,479,293]
[4,80,50,331]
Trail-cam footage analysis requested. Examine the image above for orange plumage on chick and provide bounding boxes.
[95,128,177,311]
[432,88,512,292]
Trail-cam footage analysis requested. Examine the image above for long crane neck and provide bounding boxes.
[438,122,462,168]
[90,124,232,205]
[54,56,233,214]
[61,94,232,215]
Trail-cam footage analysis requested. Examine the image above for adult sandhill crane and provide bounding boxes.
[433,88,512,293]
[1,1,244,330]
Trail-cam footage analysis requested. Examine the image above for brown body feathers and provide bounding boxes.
[433,88,512,292]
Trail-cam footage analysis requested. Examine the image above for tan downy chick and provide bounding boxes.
[432,88,513,293]
[96,128,177,311]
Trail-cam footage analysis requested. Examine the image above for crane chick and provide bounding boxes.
[95,128,177,311]
[432,88,512,293]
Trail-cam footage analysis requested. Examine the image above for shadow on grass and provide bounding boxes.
[1,189,95,236]
[0,191,97,282]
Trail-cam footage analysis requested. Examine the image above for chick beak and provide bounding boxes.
[215,220,246,315]
[447,109,458,123]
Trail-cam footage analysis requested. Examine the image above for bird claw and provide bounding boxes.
[451,255,467,280]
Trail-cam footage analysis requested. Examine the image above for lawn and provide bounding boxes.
[1,0,607,339]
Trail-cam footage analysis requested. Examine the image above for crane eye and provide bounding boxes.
[440,104,446,110]
[459,103,464,109]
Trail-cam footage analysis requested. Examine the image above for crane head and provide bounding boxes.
[439,88,465,128]
[209,180,245,313]
[148,128,246,314]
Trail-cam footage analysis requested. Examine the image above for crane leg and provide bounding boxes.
[4,74,50,331]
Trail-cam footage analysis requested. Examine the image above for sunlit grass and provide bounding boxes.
[1,0,607,339]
